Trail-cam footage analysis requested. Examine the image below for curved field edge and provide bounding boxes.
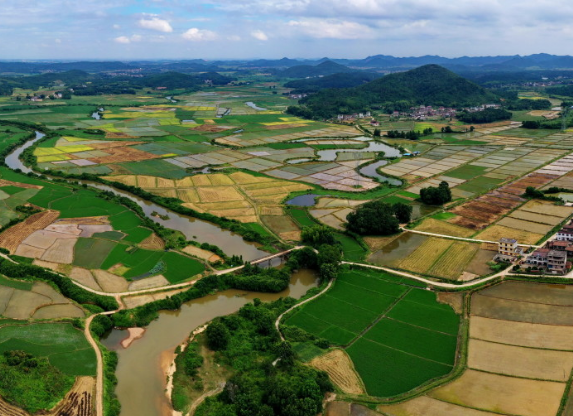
[279,266,469,402]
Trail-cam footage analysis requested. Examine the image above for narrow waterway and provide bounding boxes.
[4,132,266,261]
[103,269,318,416]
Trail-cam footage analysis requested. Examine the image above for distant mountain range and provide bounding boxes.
[2,54,573,75]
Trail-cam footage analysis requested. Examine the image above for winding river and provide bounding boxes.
[4,132,318,416]
[103,269,317,416]
[5,132,266,261]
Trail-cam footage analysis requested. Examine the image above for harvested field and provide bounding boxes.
[41,237,77,264]
[14,244,46,258]
[0,281,82,320]
[309,349,365,395]
[497,217,553,235]
[472,293,573,325]
[413,218,474,238]
[92,269,129,293]
[23,230,75,249]
[437,292,464,314]
[139,233,165,250]
[463,249,494,276]
[69,267,101,291]
[0,179,42,190]
[49,376,94,416]
[0,397,29,416]
[381,395,498,416]
[429,369,565,416]
[127,275,170,291]
[480,281,573,306]
[363,235,401,252]
[33,304,85,320]
[470,315,573,350]
[509,210,564,226]
[182,245,221,262]
[0,210,59,252]
[475,225,543,245]
[467,338,573,381]
[397,237,453,274]
[520,200,573,217]
[3,290,54,319]
[106,172,311,231]
[428,242,479,280]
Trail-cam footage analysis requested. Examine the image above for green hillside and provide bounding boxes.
[293,64,499,118]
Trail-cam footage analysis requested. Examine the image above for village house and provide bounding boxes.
[547,250,568,273]
[525,247,570,274]
[495,238,523,262]
[556,224,573,241]
[525,248,550,267]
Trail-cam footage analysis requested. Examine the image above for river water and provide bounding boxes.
[4,132,266,261]
[3,132,316,416]
[102,269,318,416]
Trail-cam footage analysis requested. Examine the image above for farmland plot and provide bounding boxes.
[285,268,460,398]
[382,281,573,416]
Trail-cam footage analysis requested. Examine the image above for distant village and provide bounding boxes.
[334,103,501,123]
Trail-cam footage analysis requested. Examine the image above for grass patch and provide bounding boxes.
[0,323,96,376]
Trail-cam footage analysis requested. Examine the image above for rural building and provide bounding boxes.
[525,248,550,266]
[495,238,523,262]
[547,250,568,273]
[556,229,573,241]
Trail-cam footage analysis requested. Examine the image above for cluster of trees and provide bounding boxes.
[196,298,333,416]
[386,128,433,140]
[223,263,291,293]
[300,226,342,281]
[0,259,118,311]
[546,85,573,98]
[522,186,563,203]
[420,181,452,205]
[0,350,73,414]
[507,98,551,110]
[346,201,412,236]
[457,108,512,124]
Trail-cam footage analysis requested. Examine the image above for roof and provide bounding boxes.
[550,241,570,247]
[549,250,567,258]
[531,248,550,257]
[499,238,517,244]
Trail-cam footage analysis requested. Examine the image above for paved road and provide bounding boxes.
[342,261,512,289]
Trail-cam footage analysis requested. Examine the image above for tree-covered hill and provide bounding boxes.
[291,64,500,119]
[284,72,382,93]
[280,60,356,78]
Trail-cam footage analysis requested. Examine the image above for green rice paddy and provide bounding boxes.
[285,267,459,398]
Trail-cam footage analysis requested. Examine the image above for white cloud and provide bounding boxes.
[181,28,217,41]
[113,24,121,30]
[138,17,173,33]
[287,19,374,39]
[114,36,131,44]
[114,34,142,44]
[227,35,241,41]
[251,30,268,41]
[55,38,62,43]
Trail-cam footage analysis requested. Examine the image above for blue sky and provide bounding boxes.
[1,0,573,60]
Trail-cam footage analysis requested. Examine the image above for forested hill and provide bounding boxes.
[292,65,500,119]
[284,72,382,93]
[279,60,356,78]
